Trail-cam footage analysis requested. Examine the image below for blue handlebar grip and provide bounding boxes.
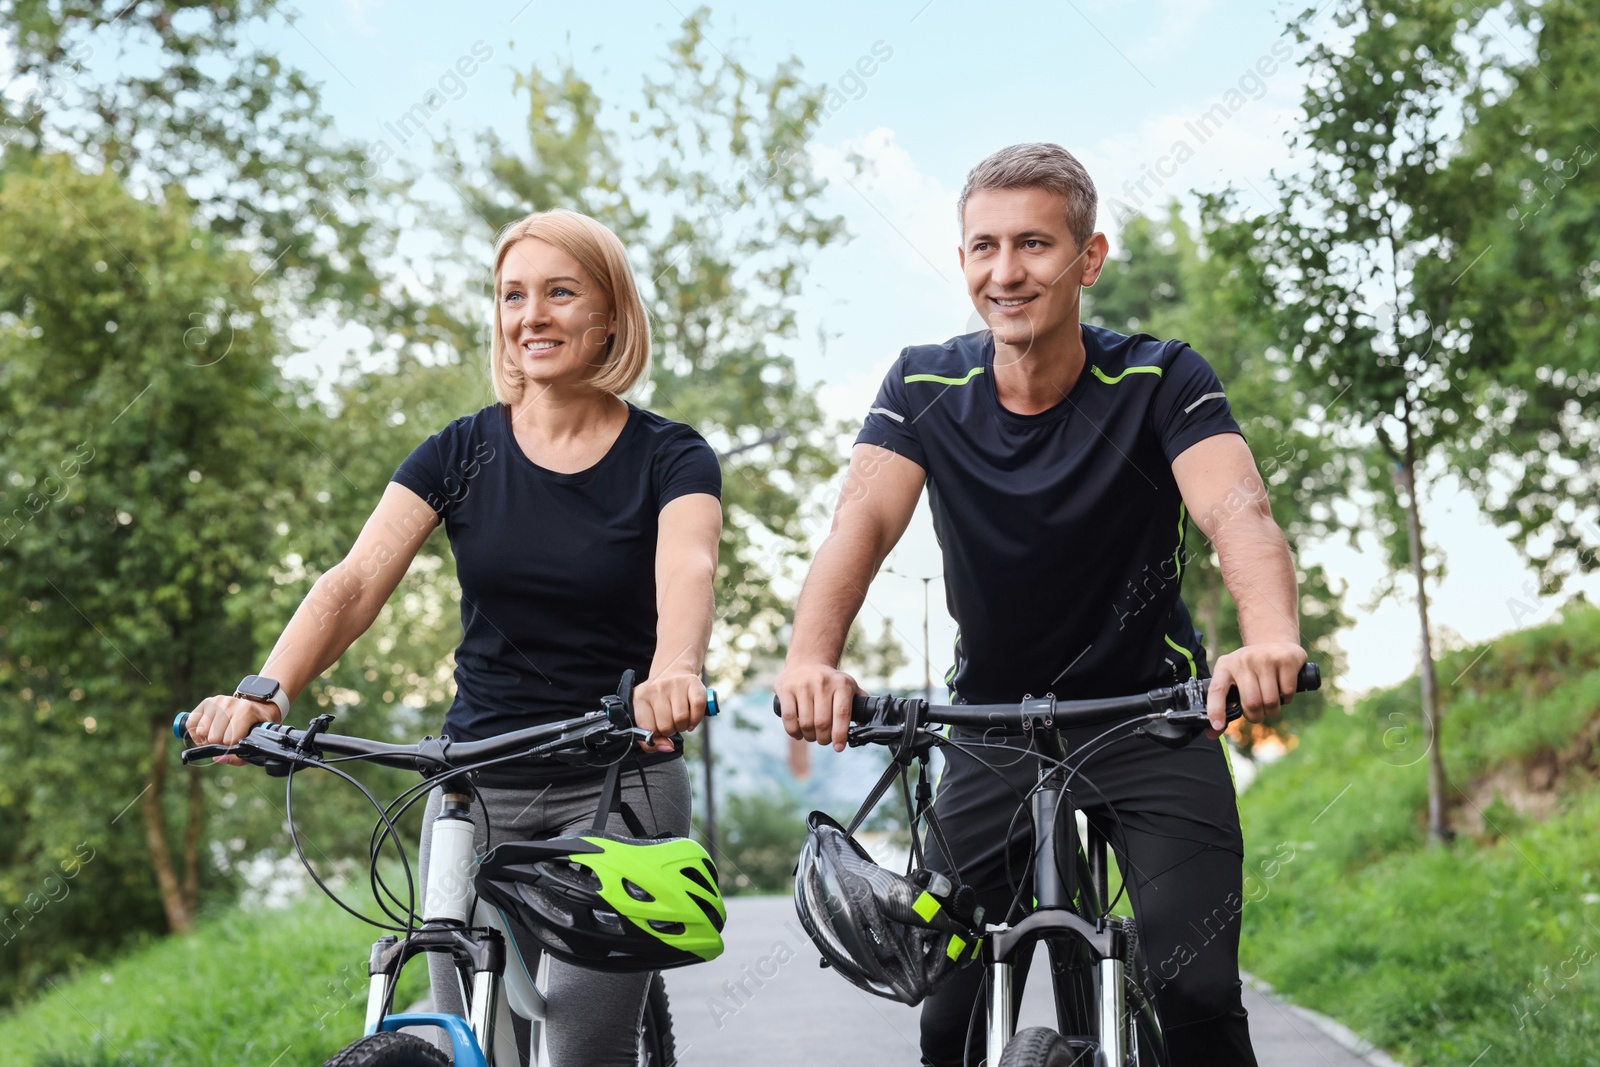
[172,711,190,742]
[706,689,719,717]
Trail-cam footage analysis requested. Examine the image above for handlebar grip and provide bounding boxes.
[1298,662,1321,692]
[173,711,191,742]
[1221,661,1323,722]
[706,689,719,717]
[767,693,876,723]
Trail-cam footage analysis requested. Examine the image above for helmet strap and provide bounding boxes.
[591,753,650,837]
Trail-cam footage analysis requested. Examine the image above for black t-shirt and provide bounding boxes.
[392,402,720,781]
[856,325,1241,703]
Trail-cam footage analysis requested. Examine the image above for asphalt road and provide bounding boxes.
[664,896,1391,1067]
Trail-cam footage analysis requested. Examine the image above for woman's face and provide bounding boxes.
[498,237,616,392]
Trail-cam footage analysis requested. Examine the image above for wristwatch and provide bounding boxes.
[234,674,290,721]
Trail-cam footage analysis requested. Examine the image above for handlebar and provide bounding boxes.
[175,674,720,777]
[773,663,1321,749]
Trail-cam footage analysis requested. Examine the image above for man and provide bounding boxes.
[775,143,1306,1067]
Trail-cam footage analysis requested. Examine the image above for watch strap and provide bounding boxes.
[235,675,290,721]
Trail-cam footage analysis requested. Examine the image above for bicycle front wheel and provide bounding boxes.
[998,1026,1086,1067]
[322,1032,449,1067]
[637,972,676,1067]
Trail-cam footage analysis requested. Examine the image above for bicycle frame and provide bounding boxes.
[359,789,548,1067]
[800,663,1320,1065]
[981,726,1132,1066]
[176,672,703,1067]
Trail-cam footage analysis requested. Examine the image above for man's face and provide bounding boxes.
[959,187,1106,353]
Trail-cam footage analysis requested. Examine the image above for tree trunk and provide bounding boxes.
[182,771,204,918]
[1396,451,1451,842]
[142,714,192,933]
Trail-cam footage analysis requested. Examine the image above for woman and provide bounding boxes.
[186,209,722,1065]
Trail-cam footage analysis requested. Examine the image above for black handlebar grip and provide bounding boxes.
[770,693,880,724]
[1298,662,1321,692]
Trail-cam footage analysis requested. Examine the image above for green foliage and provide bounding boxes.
[842,615,912,691]
[0,0,429,343]
[0,154,411,1001]
[1426,0,1600,591]
[0,152,319,964]
[1200,0,1480,576]
[1240,605,1600,1064]
[709,790,807,896]
[441,7,847,685]
[1086,206,1348,746]
[0,888,429,1067]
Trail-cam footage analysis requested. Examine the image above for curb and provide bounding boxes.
[1243,973,1404,1067]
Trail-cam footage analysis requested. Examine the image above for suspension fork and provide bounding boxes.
[1028,727,1125,1066]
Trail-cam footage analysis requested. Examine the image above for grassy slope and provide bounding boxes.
[1241,606,1600,1066]
[0,889,427,1067]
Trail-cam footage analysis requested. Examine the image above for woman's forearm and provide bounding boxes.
[260,564,391,702]
[258,483,440,709]
[648,561,715,679]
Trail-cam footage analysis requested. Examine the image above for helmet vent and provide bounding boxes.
[593,909,625,934]
[680,865,714,894]
[622,878,655,902]
[691,891,726,932]
[647,919,686,935]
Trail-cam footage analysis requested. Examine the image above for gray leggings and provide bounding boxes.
[416,758,692,1067]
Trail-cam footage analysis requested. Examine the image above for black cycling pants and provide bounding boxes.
[918,724,1257,1067]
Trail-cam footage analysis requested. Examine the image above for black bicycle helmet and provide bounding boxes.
[794,811,982,1006]
[476,833,726,973]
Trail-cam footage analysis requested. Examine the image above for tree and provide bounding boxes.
[441,8,847,686]
[1424,0,1600,596]
[0,156,330,957]
[1197,0,1600,837]
[0,0,437,347]
[1086,205,1347,751]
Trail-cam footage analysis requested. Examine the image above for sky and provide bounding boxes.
[224,0,1594,696]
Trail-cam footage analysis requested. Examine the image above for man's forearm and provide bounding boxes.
[1215,514,1300,645]
[787,527,882,667]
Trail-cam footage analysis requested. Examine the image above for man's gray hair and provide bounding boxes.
[957,143,1098,246]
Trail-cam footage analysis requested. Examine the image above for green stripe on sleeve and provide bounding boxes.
[905,367,986,386]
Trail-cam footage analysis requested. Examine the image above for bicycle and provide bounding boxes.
[780,663,1320,1066]
[177,671,724,1067]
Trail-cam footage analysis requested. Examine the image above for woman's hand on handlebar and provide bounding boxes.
[1206,642,1308,738]
[774,662,864,753]
[184,694,281,765]
[632,671,706,753]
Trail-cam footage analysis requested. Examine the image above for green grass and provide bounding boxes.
[0,889,428,1067]
[1240,605,1600,1066]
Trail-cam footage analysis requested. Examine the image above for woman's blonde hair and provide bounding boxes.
[489,209,651,403]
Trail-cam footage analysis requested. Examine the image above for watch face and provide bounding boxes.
[236,675,280,701]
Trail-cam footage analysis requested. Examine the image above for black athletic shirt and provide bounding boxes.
[857,325,1241,703]
[392,402,720,782]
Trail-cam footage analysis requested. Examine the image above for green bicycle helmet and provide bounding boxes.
[476,833,726,973]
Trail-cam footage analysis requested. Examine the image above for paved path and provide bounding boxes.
[665,896,1393,1066]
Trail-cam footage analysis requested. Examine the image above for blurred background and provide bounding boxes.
[2,1,1598,1063]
